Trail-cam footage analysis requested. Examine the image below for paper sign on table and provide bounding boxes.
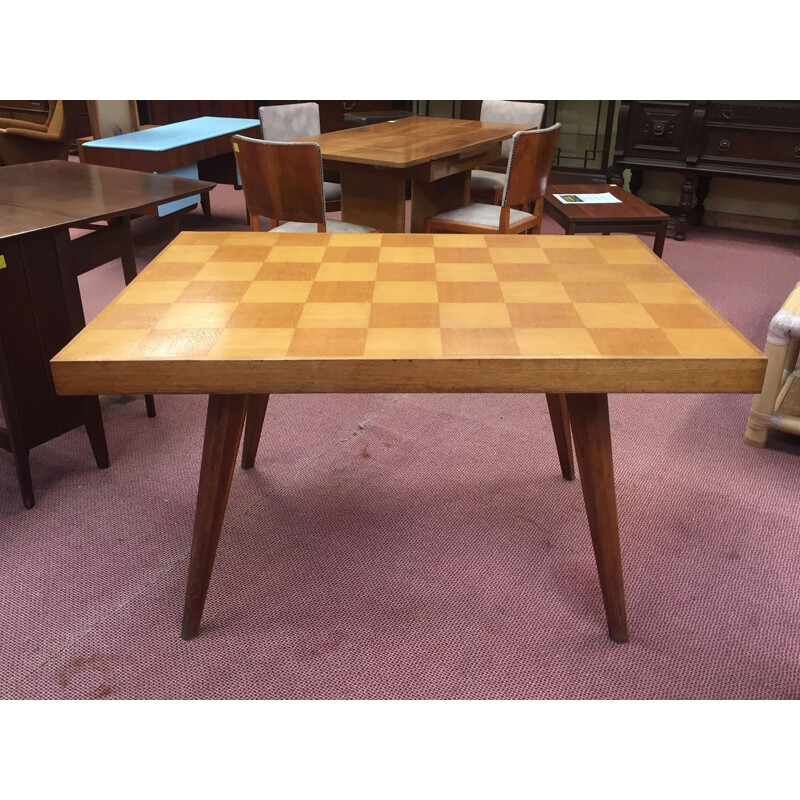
[553,192,622,204]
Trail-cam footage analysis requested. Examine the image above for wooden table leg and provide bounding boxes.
[241,394,269,469]
[181,393,247,640]
[545,393,575,480]
[564,393,629,643]
[653,220,667,258]
[410,172,471,233]
[340,170,407,233]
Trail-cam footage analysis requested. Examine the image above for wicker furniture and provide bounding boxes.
[745,282,800,447]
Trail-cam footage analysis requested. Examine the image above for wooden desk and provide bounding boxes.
[52,232,766,643]
[297,116,531,233]
[80,116,258,217]
[545,184,670,257]
[0,160,215,508]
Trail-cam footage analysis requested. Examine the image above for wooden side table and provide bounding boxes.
[544,184,669,257]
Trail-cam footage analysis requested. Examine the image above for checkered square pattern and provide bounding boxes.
[63,231,759,364]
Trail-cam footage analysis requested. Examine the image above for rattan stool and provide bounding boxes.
[745,282,800,447]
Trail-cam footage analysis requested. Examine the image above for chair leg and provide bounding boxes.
[248,212,260,232]
[241,394,270,469]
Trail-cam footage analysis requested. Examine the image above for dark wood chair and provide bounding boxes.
[233,135,374,234]
[425,123,561,236]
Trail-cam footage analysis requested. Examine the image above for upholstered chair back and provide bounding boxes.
[480,100,546,159]
[259,102,321,141]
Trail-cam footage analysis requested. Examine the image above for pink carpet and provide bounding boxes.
[1,181,799,699]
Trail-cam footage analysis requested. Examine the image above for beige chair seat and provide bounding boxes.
[470,169,506,192]
[323,181,342,202]
[272,219,375,233]
[428,203,533,228]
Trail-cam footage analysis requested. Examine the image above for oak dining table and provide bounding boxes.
[296,116,531,233]
[51,231,766,643]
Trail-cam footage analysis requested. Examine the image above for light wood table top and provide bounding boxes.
[295,115,530,169]
[52,231,765,396]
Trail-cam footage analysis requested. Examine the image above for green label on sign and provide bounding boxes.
[0,255,6,270]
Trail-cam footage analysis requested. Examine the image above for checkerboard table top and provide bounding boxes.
[52,231,766,396]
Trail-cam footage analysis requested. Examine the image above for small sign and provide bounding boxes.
[233,142,239,152]
[0,254,6,270]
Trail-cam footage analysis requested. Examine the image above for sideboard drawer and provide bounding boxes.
[699,128,800,170]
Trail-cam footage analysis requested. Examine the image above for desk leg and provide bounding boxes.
[340,171,406,233]
[565,393,628,643]
[410,172,471,233]
[545,393,574,480]
[181,393,247,640]
[653,221,667,258]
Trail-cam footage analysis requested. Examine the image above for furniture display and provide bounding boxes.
[233,136,374,234]
[426,125,561,235]
[80,116,259,217]
[259,103,341,211]
[0,101,84,166]
[296,115,533,233]
[470,100,546,204]
[0,160,215,508]
[608,101,800,240]
[745,281,800,447]
[544,184,669,257]
[51,231,765,643]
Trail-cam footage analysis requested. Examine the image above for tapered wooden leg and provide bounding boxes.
[14,448,35,510]
[200,191,212,217]
[83,396,109,469]
[565,393,628,643]
[181,394,247,640]
[241,394,269,470]
[545,393,575,480]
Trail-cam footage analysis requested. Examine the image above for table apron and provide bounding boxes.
[51,357,766,396]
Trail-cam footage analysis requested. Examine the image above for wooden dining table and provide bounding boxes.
[51,231,766,643]
[296,116,531,233]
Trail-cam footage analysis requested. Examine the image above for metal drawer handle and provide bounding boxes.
[718,139,731,152]
[652,122,665,136]
[722,104,733,119]
[794,145,800,158]
[343,102,356,111]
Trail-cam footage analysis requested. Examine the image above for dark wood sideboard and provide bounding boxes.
[608,101,800,240]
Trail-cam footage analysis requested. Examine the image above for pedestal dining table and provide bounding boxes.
[51,231,766,642]
[296,116,531,233]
